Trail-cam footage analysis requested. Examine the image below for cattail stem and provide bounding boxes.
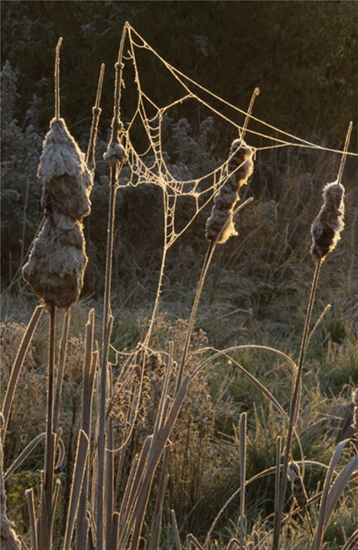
[241,87,260,140]
[336,121,352,186]
[86,63,105,171]
[97,25,128,550]
[45,304,56,493]
[272,259,322,550]
[55,38,63,120]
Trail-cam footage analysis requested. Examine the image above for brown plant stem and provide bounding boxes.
[272,259,322,550]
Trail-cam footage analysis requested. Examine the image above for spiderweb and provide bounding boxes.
[115,23,355,251]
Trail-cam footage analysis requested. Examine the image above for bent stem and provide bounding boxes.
[272,259,322,550]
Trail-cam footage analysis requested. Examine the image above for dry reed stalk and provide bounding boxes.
[62,430,89,550]
[1,305,43,442]
[177,90,258,392]
[53,309,71,436]
[272,122,352,550]
[0,414,21,550]
[239,412,247,550]
[96,23,127,549]
[76,311,97,550]
[26,488,38,550]
[171,509,181,550]
[148,450,170,550]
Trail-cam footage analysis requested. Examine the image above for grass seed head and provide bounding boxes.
[310,181,345,263]
[287,461,308,510]
[206,139,254,244]
[22,219,87,310]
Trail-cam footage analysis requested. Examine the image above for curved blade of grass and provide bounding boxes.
[323,453,358,528]
[205,460,328,547]
[187,534,204,550]
[1,305,43,441]
[311,438,351,550]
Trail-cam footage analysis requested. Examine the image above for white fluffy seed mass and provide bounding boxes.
[38,117,93,221]
[206,139,254,244]
[311,181,345,263]
[23,219,88,310]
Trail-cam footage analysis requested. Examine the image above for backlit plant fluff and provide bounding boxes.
[23,118,92,309]
[310,181,345,264]
[287,461,308,511]
[206,139,254,244]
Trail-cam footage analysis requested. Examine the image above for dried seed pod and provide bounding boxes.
[287,462,308,510]
[23,219,87,310]
[38,117,93,221]
[310,181,345,264]
[206,139,254,244]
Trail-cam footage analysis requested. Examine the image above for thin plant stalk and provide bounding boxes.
[1,305,43,442]
[239,412,247,550]
[76,310,96,550]
[97,24,127,550]
[171,509,181,550]
[53,309,71,436]
[272,259,322,550]
[26,488,38,550]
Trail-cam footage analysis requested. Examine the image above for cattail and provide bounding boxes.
[287,461,308,510]
[39,117,93,223]
[206,139,254,243]
[23,39,92,310]
[310,181,345,263]
[23,218,87,310]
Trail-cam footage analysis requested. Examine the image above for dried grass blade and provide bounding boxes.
[1,305,43,441]
[63,429,89,550]
[26,488,38,550]
[341,528,358,550]
[149,450,170,550]
[171,509,181,550]
[227,540,240,550]
[4,433,45,481]
[311,438,351,550]
[323,453,358,528]
[187,534,205,550]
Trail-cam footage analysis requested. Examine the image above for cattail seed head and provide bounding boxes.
[23,219,87,310]
[206,139,254,244]
[38,117,93,221]
[287,462,308,510]
[310,181,345,263]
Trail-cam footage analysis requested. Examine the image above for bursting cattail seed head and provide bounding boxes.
[352,388,358,445]
[310,181,345,263]
[206,139,254,244]
[287,462,308,510]
[39,117,93,221]
[23,219,87,310]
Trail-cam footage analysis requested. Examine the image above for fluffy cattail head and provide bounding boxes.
[287,461,308,510]
[310,181,345,263]
[23,219,87,310]
[206,139,254,244]
[38,117,93,222]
